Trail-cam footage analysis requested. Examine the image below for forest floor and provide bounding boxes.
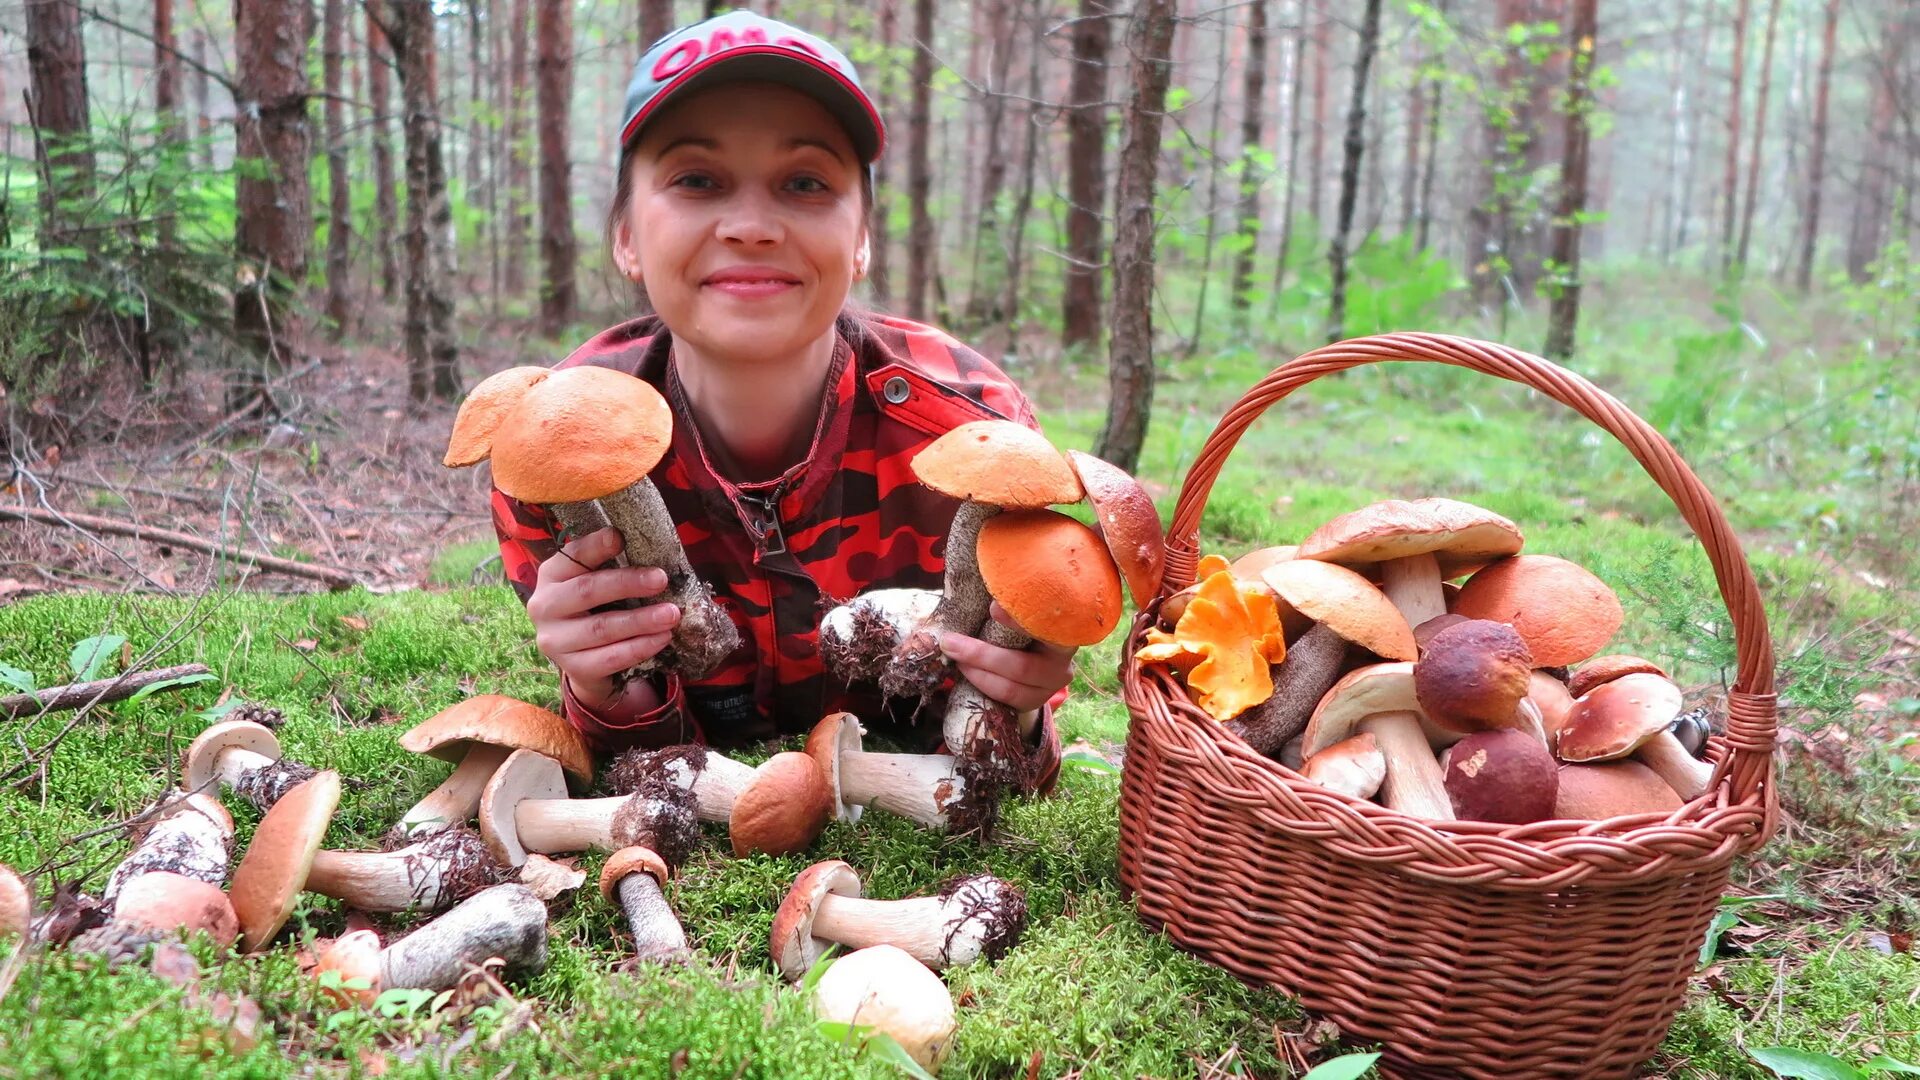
[0,266,1916,1077]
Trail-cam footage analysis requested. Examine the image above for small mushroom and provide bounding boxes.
[479,750,661,867]
[103,791,234,904]
[820,588,943,684]
[1439,730,1558,824]
[1,865,28,941]
[811,944,957,1072]
[1557,673,1714,799]
[313,884,550,1006]
[446,365,740,679]
[1297,498,1525,629]
[1553,761,1685,820]
[100,871,239,949]
[601,848,684,963]
[392,695,593,840]
[1299,734,1386,800]
[805,713,979,830]
[181,719,317,812]
[771,860,1026,981]
[1670,706,1714,758]
[1452,555,1624,668]
[881,420,1085,703]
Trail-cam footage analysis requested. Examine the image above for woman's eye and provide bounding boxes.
[787,176,831,195]
[671,173,719,191]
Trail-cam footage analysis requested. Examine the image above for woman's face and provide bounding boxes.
[615,81,869,368]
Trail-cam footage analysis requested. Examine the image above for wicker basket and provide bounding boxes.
[1117,333,1779,1079]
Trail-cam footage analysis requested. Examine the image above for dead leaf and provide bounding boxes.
[339,615,370,632]
[291,639,317,653]
[150,942,201,987]
[338,528,365,541]
[357,1048,391,1076]
[519,854,586,900]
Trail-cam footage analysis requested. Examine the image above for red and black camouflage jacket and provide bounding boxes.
[491,311,1067,765]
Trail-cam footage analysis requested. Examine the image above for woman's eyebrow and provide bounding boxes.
[785,136,851,164]
[652,135,721,158]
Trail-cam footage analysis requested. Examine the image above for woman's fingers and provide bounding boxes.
[560,632,676,682]
[537,602,681,658]
[941,632,1074,712]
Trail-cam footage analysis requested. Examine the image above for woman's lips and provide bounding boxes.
[703,278,799,299]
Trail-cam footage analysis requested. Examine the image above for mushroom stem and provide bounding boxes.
[821,589,942,684]
[1636,731,1715,800]
[215,748,319,813]
[1355,711,1454,821]
[839,751,969,828]
[810,876,1024,970]
[1378,553,1448,628]
[514,795,625,854]
[550,483,740,680]
[305,829,501,913]
[614,868,687,962]
[651,749,758,822]
[1301,734,1387,800]
[941,616,1035,756]
[1226,624,1350,756]
[1,865,28,941]
[377,884,549,992]
[882,501,999,701]
[394,743,513,839]
[102,794,232,903]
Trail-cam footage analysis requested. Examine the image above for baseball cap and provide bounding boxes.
[619,10,886,164]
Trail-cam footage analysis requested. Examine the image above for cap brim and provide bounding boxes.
[622,49,884,164]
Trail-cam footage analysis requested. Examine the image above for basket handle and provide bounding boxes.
[1161,332,1777,808]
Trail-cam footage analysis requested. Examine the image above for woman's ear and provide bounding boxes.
[852,233,871,281]
[612,218,645,282]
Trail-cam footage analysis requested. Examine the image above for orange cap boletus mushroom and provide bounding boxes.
[393,695,592,841]
[1452,554,1624,668]
[231,771,340,952]
[770,860,1026,982]
[727,752,836,858]
[442,366,551,468]
[1298,498,1524,629]
[805,714,977,831]
[1065,450,1165,610]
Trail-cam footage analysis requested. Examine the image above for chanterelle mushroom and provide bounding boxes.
[444,364,739,679]
[811,944,957,1072]
[1452,554,1624,668]
[770,860,1026,981]
[1557,672,1713,799]
[313,884,550,1006]
[182,719,316,812]
[881,420,1085,703]
[392,695,592,840]
[1297,497,1524,629]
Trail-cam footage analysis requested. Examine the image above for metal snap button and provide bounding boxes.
[882,376,911,404]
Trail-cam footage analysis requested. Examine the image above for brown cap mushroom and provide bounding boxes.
[1553,761,1686,820]
[1528,670,1578,747]
[1298,498,1525,628]
[1300,663,1451,820]
[181,719,318,812]
[1065,450,1166,609]
[772,860,1026,981]
[111,872,240,948]
[728,752,835,857]
[1557,673,1713,799]
[1412,619,1536,740]
[1300,734,1387,800]
[1567,655,1671,699]
[770,859,863,980]
[600,846,686,963]
[807,712,866,824]
[1439,730,1558,824]
[2,865,31,941]
[1452,555,1624,667]
[231,770,340,952]
[394,696,592,840]
[1259,558,1417,660]
[811,945,957,1072]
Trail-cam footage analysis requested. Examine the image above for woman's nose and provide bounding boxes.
[716,192,783,247]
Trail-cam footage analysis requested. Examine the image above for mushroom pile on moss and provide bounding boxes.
[1134,496,1720,825]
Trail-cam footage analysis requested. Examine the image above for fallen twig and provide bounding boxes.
[0,663,214,719]
[0,505,358,590]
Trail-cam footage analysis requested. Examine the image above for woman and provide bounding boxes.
[491,11,1069,789]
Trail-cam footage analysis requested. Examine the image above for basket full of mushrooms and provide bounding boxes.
[1116,333,1779,1080]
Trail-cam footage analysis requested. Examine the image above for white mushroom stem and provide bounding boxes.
[1636,732,1715,800]
[654,751,758,822]
[376,884,549,992]
[942,617,1041,756]
[395,743,514,839]
[513,795,626,854]
[614,870,687,961]
[1377,552,1448,629]
[306,831,497,913]
[102,796,232,904]
[839,752,969,828]
[1355,711,1454,821]
[211,746,319,812]
[810,878,1020,970]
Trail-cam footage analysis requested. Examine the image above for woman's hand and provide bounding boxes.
[525,527,681,712]
[938,601,1075,713]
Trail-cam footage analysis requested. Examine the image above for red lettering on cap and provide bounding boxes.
[776,36,841,68]
[652,38,701,80]
[707,27,768,53]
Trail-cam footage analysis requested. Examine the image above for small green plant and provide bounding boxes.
[1303,1053,1384,1079]
[1748,1045,1920,1079]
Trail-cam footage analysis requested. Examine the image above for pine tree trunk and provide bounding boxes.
[25,0,94,245]
[466,1,485,200]
[536,0,578,333]
[1324,0,1382,343]
[368,12,401,301]
[233,0,316,404]
[1794,0,1839,292]
[323,0,352,335]
[1093,0,1176,474]
[1307,1,1328,226]
[1267,0,1307,315]
[640,0,674,45]
[1845,25,1900,281]
[1469,0,1527,307]
[1230,0,1269,314]
[1062,0,1113,347]
[192,31,213,170]
[869,0,898,307]
[505,0,532,296]
[1414,0,1449,254]
[1719,0,1750,271]
[382,0,461,403]
[1399,27,1422,237]
[1543,0,1597,361]
[1734,0,1781,270]
[1659,0,1692,262]
[905,0,935,321]
[999,0,1046,343]
[1186,16,1232,351]
[965,0,1017,326]
[154,0,181,251]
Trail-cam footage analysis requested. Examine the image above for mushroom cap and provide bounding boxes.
[804,713,866,824]
[1557,673,1687,763]
[811,945,957,1071]
[182,720,282,795]
[443,366,551,468]
[1230,545,1298,580]
[976,509,1124,647]
[314,928,384,1006]
[1568,655,1671,699]
[770,859,863,981]
[1301,662,1422,757]
[729,752,835,858]
[401,695,592,784]
[231,770,340,952]
[1065,450,1165,608]
[112,872,239,948]
[1299,734,1387,800]
[1298,498,1525,576]
[1412,619,1535,738]
[1452,555,1624,667]
[488,365,673,504]
[1412,613,1471,654]
[599,846,671,903]
[1258,559,1417,660]
[1,865,29,940]
[1553,761,1685,820]
[1528,670,1578,746]
[1440,730,1559,824]
[478,749,570,867]
[909,420,1083,506]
